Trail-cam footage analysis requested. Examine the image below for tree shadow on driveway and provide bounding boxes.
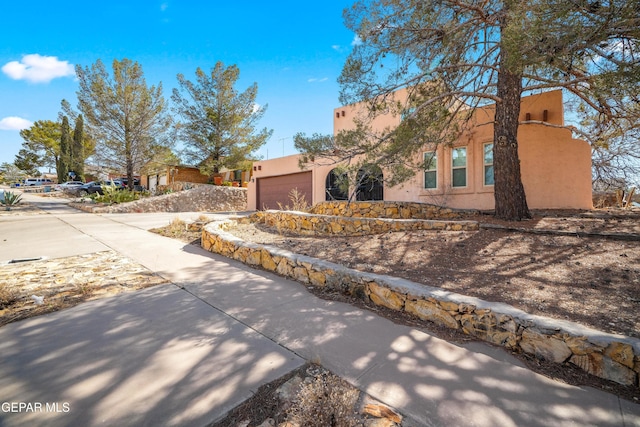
[0,283,303,427]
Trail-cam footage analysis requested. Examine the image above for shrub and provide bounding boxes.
[1,191,22,211]
[277,188,309,212]
[0,283,19,308]
[92,183,141,204]
[286,372,360,427]
[167,217,187,233]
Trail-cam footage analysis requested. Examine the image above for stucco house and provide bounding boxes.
[248,90,592,211]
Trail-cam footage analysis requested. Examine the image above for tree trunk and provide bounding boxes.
[493,38,530,220]
[126,152,134,190]
[125,127,134,190]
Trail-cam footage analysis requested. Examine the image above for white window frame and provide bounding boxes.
[451,146,467,188]
[424,151,437,189]
[483,143,494,186]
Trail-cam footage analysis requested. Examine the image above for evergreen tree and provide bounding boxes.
[13,149,41,177]
[58,116,71,183]
[171,62,272,175]
[75,59,172,189]
[298,0,640,220]
[71,114,85,181]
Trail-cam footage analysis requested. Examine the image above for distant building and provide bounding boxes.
[140,164,251,192]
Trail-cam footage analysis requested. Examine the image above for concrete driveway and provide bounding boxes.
[0,196,303,427]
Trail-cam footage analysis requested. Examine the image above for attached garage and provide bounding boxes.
[148,175,158,192]
[256,171,312,210]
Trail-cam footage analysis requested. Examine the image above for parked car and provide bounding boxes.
[24,178,53,186]
[54,181,84,191]
[117,177,143,190]
[74,180,125,195]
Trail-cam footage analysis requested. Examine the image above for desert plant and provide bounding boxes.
[0,283,19,308]
[93,183,140,204]
[76,283,95,296]
[286,372,360,427]
[153,185,173,196]
[167,218,187,234]
[277,188,309,212]
[1,191,22,211]
[196,214,211,223]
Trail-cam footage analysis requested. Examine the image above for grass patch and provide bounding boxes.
[0,283,20,309]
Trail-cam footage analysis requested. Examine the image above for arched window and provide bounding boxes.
[356,165,383,201]
[325,168,348,201]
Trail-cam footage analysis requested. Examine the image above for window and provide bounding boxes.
[483,143,494,186]
[424,151,437,189]
[325,169,348,201]
[356,165,384,201]
[452,147,467,187]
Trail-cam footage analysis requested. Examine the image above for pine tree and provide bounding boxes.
[75,59,172,189]
[171,62,272,175]
[300,0,640,220]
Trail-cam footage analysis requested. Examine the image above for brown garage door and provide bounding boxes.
[257,171,312,210]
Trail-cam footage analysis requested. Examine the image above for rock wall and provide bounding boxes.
[72,185,247,213]
[202,219,640,388]
[251,210,478,236]
[309,201,478,219]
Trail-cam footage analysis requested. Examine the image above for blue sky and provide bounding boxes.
[0,1,358,168]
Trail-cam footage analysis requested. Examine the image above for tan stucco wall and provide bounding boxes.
[248,155,337,210]
[250,90,592,211]
[518,125,592,209]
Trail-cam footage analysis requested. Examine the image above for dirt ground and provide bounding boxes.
[211,363,404,427]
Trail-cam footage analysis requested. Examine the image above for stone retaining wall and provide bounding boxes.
[251,210,479,236]
[202,219,640,388]
[71,185,247,213]
[309,201,478,219]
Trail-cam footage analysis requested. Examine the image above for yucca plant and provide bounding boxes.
[93,185,140,204]
[1,191,22,211]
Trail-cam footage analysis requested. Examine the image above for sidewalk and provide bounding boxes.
[2,196,640,426]
[0,198,303,427]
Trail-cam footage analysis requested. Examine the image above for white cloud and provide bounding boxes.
[160,2,169,11]
[308,77,328,83]
[351,34,363,46]
[0,116,32,131]
[332,45,341,51]
[2,54,75,83]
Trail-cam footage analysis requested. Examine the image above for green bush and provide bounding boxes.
[222,181,233,186]
[92,183,141,204]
